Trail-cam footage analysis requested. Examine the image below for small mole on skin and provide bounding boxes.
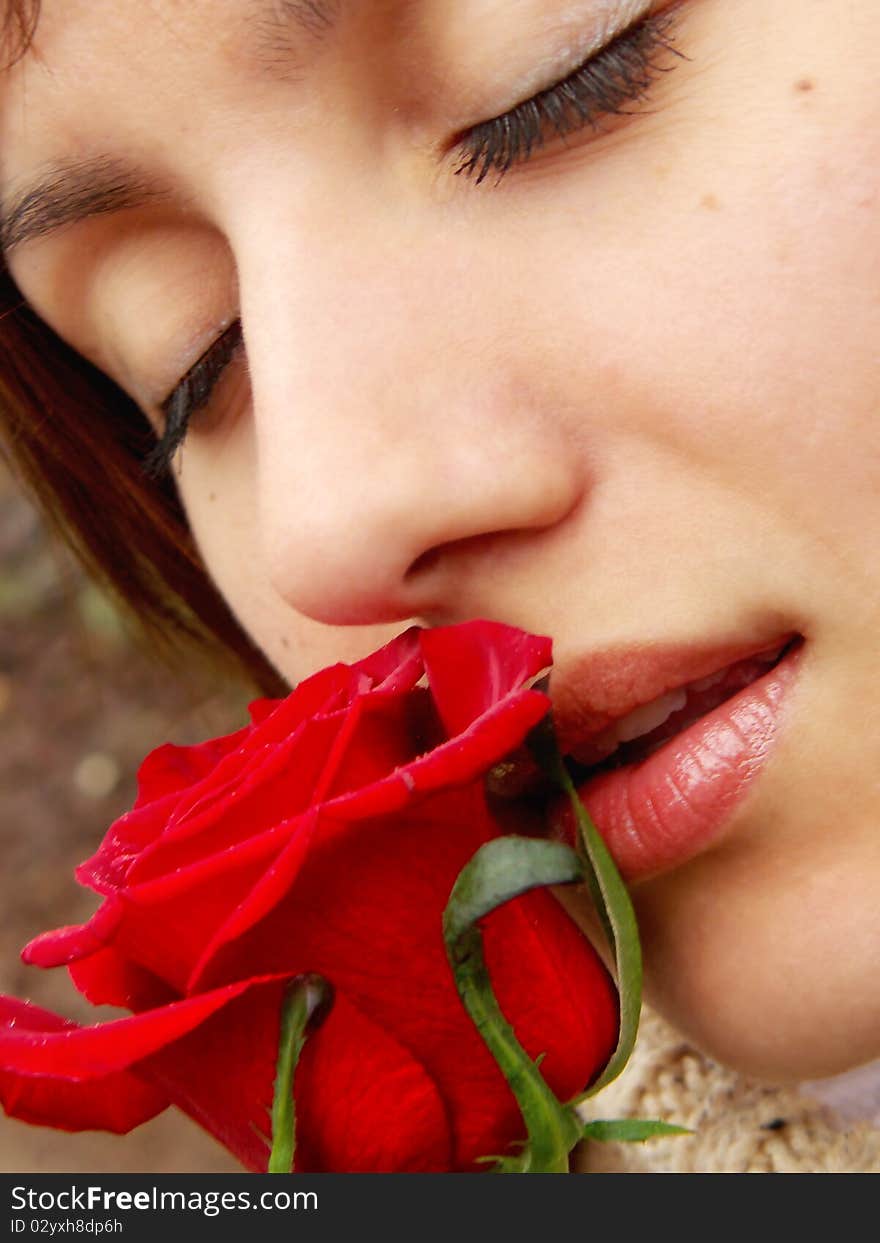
[280,637,290,649]
[794,77,815,92]
[700,193,720,211]
[208,491,216,502]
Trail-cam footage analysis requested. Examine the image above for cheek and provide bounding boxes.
[518,3,880,592]
[177,451,403,683]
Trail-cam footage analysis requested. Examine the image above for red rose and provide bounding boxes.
[0,622,617,1172]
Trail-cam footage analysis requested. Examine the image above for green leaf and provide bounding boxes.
[443,835,585,945]
[528,715,643,1101]
[581,1118,692,1144]
[565,784,642,1098]
[268,973,333,1175]
[443,836,587,1173]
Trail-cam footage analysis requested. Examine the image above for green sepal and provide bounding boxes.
[528,716,643,1100]
[443,834,584,943]
[268,973,333,1174]
[580,1118,693,1143]
[443,835,587,1173]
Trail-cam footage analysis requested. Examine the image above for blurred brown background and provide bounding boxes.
[0,460,245,1172]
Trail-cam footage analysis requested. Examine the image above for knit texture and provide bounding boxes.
[574,1009,880,1173]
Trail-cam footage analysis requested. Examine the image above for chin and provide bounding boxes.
[644,985,880,1086]
[633,833,880,1084]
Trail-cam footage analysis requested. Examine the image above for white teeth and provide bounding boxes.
[568,643,792,771]
[613,688,687,743]
[688,644,784,693]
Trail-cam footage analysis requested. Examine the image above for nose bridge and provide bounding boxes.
[240,204,582,627]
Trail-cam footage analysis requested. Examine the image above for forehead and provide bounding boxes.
[2,0,596,92]
[0,0,578,173]
[0,0,406,152]
[0,0,332,208]
[5,0,326,79]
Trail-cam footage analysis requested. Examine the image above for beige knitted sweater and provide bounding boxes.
[574,1009,880,1173]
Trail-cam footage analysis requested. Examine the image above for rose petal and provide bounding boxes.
[421,621,551,738]
[294,991,452,1173]
[318,689,431,802]
[123,714,342,886]
[347,625,422,690]
[77,796,183,894]
[247,697,281,725]
[0,998,168,1134]
[0,980,267,1080]
[137,981,452,1173]
[68,948,178,1012]
[186,814,318,993]
[483,887,619,1100]
[76,663,355,897]
[47,824,302,994]
[116,830,294,991]
[23,898,124,969]
[327,687,550,820]
[133,727,252,810]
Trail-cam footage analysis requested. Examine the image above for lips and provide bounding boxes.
[546,634,804,881]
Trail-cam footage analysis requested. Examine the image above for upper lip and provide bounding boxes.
[548,632,797,757]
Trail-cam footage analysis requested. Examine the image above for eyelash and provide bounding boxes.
[142,319,244,479]
[454,7,684,185]
[143,7,685,478]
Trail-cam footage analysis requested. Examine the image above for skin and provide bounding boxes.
[2,0,879,1083]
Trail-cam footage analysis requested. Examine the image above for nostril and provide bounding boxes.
[405,527,536,584]
[405,546,442,581]
[404,532,496,584]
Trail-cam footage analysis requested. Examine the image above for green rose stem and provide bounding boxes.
[443,836,588,1172]
[268,974,333,1174]
[527,715,643,1099]
[443,716,687,1172]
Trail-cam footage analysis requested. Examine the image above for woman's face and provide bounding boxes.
[3,0,879,1083]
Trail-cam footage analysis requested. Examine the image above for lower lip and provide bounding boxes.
[556,643,803,881]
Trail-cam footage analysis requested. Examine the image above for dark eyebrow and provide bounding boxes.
[252,0,343,75]
[0,2,346,257]
[271,1,341,40]
[0,156,177,256]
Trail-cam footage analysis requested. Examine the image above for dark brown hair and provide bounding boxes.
[0,3,287,696]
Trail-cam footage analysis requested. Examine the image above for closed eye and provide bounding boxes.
[142,318,244,479]
[453,6,686,185]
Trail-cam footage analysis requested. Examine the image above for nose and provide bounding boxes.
[241,219,585,628]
